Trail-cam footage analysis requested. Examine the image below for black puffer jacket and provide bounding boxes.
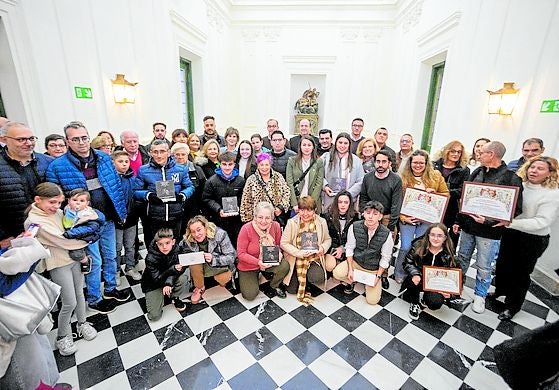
[0,148,53,239]
[403,237,456,276]
[140,240,185,293]
[322,213,360,249]
[433,159,469,226]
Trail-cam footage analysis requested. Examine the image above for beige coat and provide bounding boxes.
[280,214,332,285]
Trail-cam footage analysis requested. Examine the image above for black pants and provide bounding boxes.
[401,275,445,310]
[286,262,325,294]
[494,229,549,313]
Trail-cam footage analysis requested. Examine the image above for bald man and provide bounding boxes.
[289,119,318,153]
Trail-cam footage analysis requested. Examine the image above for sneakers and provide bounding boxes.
[81,256,92,274]
[77,321,98,341]
[190,287,205,304]
[56,335,77,356]
[125,267,142,281]
[104,288,130,302]
[409,303,422,320]
[343,282,355,295]
[173,298,187,312]
[88,299,117,314]
[472,295,486,314]
[116,272,122,287]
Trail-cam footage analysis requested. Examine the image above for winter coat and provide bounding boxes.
[403,237,456,276]
[141,240,185,293]
[286,156,325,213]
[433,159,470,226]
[179,227,236,270]
[322,213,360,249]
[194,155,219,179]
[202,168,245,219]
[116,168,141,229]
[240,170,291,223]
[62,206,106,243]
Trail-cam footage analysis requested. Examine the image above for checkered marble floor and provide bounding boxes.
[47,256,558,390]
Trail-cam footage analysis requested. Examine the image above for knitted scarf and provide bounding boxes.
[295,219,321,305]
[251,221,276,262]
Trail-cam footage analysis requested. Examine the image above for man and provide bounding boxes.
[44,134,67,158]
[332,201,394,305]
[270,130,296,178]
[395,133,414,172]
[507,138,545,172]
[349,118,365,154]
[374,127,397,172]
[317,129,333,157]
[118,130,150,176]
[47,121,130,313]
[453,141,523,314]
[134,140,194,246]
[359,150,403,289]
[0,122,53,249]
[200,115,225,146]
[149,122,171,148]
[262,118,279,150]
[250,134,270,156]
[289,119,318,153]
[202,152,245,247]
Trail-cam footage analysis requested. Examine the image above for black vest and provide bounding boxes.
[352,221,390,270]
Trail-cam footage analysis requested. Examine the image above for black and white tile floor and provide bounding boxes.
[48,248,558,390]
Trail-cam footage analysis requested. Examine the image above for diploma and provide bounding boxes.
[178,252,205,266]
[422,266,462,295]
[400,188,449,223]
[353,269,378,287]
[459,182,520,222]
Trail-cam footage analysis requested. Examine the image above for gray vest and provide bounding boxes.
[352,221,390,271]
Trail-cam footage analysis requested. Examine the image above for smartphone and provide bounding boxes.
[20,223,40,238]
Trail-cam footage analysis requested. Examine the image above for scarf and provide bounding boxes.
[251,221,276,262]
[295,218,322,305]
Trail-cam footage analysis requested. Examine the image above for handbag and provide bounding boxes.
[292,159,317,198]
[0,273,60,342]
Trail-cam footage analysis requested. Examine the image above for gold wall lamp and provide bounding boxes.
[111,74,137,104]
[487,82,519,115]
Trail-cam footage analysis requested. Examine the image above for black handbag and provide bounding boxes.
[292,159,317,198]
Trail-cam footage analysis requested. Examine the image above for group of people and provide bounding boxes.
[0,115,558,389]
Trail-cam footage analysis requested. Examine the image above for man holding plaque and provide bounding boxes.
[453,141,523,314]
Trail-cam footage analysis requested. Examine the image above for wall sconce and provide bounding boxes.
[487,82,519,115]
[111,74,137,104]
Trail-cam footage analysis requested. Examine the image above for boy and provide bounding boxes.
[250,134,270,156]
[141,228,188,320]
[112,150,140,281]
[62,188,105,273]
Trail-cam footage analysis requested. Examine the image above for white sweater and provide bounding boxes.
[508,182,559,236]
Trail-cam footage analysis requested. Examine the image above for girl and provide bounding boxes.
[235,140,257,179]
[25,182,97,356]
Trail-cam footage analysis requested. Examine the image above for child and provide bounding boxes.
[25,182,98,356]
[62,188,105,274]
[141,228,188,321]
[112,150,140,281]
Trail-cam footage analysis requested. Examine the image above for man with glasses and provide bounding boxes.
[47,121,130,314]
[0,122,53,249]
[507,138,545,172]
[395,134,414,172]
[262,118,279,150]
[44,134,67,158]
[269,130,295,179]
[349,118,365,155]
[453,141,523,314]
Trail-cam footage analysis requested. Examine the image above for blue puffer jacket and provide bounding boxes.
[63,209,106,243]
[0,148,53,239]
[46,149,127,223]
[134,156,194,221]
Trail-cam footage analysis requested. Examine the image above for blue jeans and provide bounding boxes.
[85,221,118,305]
[395,221,429,281]
[457,230,500,297]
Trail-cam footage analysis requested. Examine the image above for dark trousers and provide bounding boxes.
[286,262,325,294]
[401,275,445,310]
[494,229,550,313]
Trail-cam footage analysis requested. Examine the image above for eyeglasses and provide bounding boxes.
[400,139,412,143]
[429,233,446,239]
[449,149,462,154]
[271,138,283,142]
[352,124,364,128]
[5,136,38,144]
[68,136,90,144]
[48,143,66,148]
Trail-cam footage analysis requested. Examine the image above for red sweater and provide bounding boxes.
[237,221,282,271]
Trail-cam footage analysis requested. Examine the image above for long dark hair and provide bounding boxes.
[235,140,256,179]
[328,132,354,172]
[295,135,317,164]
[326,190,356,227]
[414,223,456,266]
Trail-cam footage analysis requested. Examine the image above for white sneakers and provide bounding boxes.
[125,268,142,281]
[56,335,78,356]
[77,321,98,341]
[472,295,486,314]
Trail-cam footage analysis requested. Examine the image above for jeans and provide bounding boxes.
[457,230,500,297]
[49,262,86,338]
[395,221,429,281]
[116,225,137,270]
[85,221,118,305]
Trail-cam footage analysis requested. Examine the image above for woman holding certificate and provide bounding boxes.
[492,156,559,321]
[402,223,457,320]
[281,196,331,305]
[394,150,449,283]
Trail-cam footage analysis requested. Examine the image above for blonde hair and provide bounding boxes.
[200,139,220,158]
[185,215,217,242]
[517,156,559,189]
[400,150,439,188]
[356,137,379,159]
[434,140,469,167]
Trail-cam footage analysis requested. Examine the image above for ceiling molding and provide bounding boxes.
[282,55,337,64]
[169,10,208,45]
[417,11,461,47]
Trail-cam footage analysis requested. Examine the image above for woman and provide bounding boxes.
[90,136,113,155]
[492,156,559,321]
[220,127,239,154]
[356,137,379,174]
[187,133,202,161]
[180,216,236,304]
[237,202,290,300]
[402,223,457,320]
[97,130,116,152]
[236,140,256,179]
[240,153,291,224]
[194,138,221,179]
[433,141,470,246]
[286,135,325,214]
[171,128,188,146]
[394,150,449,283]
[467,137,490,172]
[281,196,331,304]
[321,132,364,210]
[322,191,360,272]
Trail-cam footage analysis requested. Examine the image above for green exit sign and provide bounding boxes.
[74,86,92,99]
[540,99,559,113]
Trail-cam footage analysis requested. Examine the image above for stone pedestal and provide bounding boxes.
[294,114,319,136]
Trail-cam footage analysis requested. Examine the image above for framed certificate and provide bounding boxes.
[459,182,519,222]
[422,266,462,295]
[400,188,449,223]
